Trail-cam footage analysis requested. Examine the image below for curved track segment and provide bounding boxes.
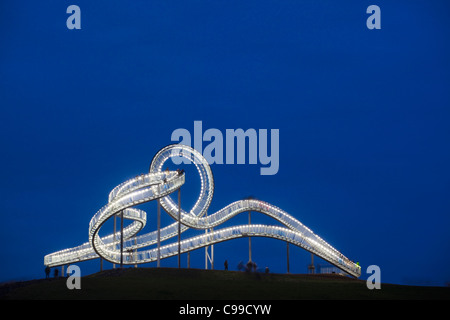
[44,144,361,278]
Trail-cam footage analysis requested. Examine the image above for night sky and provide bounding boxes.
[1,0,450,287]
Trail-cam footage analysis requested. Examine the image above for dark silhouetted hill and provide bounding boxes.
[1,267,449,300]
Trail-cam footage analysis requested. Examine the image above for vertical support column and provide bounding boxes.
[134,236,137,268]
[286,242,290,274]
[205,211,208,269]
[157,197,161,268]
[248,211,252,262]
[100,258,103,271]
[205,211,214,270]
[113,214,116,269]
[308,253,315,274]
[61,265,64,277]
[205,225,208,269]
[178,188,181,269]
[187,252,190,269]
[120,210,124,268]
[211,227,214,270]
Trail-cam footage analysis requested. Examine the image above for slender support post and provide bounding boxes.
[187,252,190,269]
[100,258,103,271]
[286,242,290,274]
[308,253,315,274]
[134,236,137,268]
[205,211,214,270]
[178,188,181,268]
[61,265,64,277]
[211,227,214,270]
[113,214,116,269]
[157,198,161,268]
[205,211,208,269]
[248,211,252,262]
[205,226,208,269]
[120,211,124,268]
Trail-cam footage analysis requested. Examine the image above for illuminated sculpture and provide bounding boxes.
[44,144,361,278]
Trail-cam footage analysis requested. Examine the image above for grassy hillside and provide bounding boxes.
[1,267,449,300]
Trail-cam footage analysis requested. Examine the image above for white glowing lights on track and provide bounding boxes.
[44,144,361,278]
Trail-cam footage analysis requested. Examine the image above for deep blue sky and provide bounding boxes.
[1,1,449,287]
